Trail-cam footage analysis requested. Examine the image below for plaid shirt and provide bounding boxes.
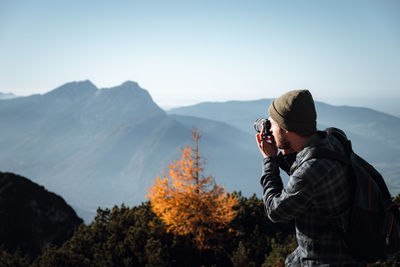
[260,131,360,266]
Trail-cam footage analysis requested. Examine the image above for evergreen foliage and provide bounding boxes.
[30,202,236,266]
[2,194,400,266]
[31,203,171,266]
[3,196,295,266]
[262,234,297,267]
[0,245,31,267]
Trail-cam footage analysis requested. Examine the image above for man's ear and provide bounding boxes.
[285,129,294,138]
[281,127,289,135]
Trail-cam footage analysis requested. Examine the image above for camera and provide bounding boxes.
[254,118,272,141]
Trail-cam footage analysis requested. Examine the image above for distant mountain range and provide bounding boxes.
[1,81,399,223]
[0,92,17,100]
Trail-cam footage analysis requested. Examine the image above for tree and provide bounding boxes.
[262,234,297,267]
[231,241,254,267]
[0,245,31,267]
[147,130,237,250]
[32,203,173,267]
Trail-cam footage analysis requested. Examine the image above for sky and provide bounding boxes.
[1,0,399,115]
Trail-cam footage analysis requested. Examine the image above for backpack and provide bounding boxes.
[300,127,400,263]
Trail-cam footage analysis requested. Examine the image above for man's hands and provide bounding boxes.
[256,132,278,158]
[256,124,295,158]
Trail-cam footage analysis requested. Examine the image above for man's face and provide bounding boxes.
[269,118,291,149]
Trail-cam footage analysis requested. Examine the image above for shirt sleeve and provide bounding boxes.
[260,156,314,223]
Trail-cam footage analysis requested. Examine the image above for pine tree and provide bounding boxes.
[147,130,237,250]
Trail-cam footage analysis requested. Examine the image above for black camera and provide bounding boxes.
[254,118,272,140]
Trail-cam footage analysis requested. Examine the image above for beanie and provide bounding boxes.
[268,89,316,136]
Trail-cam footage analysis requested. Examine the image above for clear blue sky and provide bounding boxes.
[1,0,399,114]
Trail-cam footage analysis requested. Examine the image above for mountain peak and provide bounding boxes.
[121,80,140,88]
[113,80,146,94]
[99,81,153,101]
[45,80,98,98]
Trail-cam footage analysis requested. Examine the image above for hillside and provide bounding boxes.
[0,172,82,256]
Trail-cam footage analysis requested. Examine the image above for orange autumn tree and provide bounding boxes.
[147,130,237,250]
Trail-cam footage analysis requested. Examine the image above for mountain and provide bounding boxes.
[0,81,258,222]
[0,92,17,100]
[0,172,83,256]
[168,99,400,143]
[168,99,400,195]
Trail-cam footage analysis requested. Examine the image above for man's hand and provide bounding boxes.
[256,132,278,158]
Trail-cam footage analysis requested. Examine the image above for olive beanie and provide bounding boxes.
[268,89,316,136]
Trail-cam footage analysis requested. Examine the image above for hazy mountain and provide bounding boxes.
[0,172,82,256]
[0,92,17,100]
[318,97,400,118]
[168,99,400,143]
[168,99,400,195]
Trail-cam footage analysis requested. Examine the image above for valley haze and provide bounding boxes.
[1,80,399,223]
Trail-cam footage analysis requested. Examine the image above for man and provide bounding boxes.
[256,90,360,266]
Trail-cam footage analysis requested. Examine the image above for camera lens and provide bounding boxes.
[254,118,267,133]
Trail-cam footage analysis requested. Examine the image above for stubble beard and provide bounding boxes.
[278,134,291,150]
